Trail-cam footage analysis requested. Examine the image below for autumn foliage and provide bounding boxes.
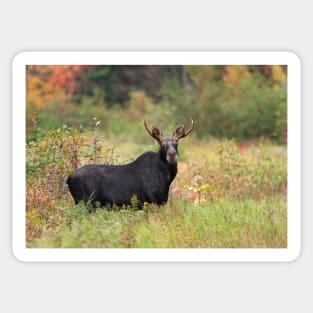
[26,64,287,142]
[26,65,90,108]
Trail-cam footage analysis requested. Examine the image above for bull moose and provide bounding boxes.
[67,118,195,209]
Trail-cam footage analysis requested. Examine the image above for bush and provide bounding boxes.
[161,70,287,143]
[173,139,287,203]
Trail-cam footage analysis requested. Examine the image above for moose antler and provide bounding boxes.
[173,118,195,140]
[184,118,195,137]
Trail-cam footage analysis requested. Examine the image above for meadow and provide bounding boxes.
[26,121,287,248]
[25,64,287,248]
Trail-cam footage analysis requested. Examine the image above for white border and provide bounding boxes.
[12,51,301,262]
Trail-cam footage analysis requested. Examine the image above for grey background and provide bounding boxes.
[1,1,310,312]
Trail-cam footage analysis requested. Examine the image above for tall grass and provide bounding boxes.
[28,196,286,248]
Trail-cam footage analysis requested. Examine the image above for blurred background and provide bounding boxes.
[26,65,287,144]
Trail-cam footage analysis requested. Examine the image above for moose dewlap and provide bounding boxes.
[67,119,195,209]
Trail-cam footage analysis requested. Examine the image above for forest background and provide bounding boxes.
[26,65,287,143]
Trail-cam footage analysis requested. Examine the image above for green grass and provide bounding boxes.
[26,128,287,248]
[27,196,286,248]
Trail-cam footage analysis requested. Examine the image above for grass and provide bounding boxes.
[26,126,287,248]
[28,196,286,248]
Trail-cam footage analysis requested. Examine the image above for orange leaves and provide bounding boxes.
[222,65,286,87]
[223,65,250,87]
[271,65,287,84]
[52,65,84,94]
[27,65,67,108]
[186,65,287,91]
[26,65,88,109]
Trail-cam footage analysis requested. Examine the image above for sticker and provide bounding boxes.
[12,51,301,262]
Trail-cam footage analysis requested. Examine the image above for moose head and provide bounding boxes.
[144,118,195,165]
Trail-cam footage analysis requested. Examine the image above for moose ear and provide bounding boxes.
[173,125,185,139]
[144,120,163,143]
[151,127,163,142]
[173,118,195,140]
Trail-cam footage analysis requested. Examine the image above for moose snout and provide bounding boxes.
[166,151,178,164]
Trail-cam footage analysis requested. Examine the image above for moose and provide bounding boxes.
[66,118,195,209]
